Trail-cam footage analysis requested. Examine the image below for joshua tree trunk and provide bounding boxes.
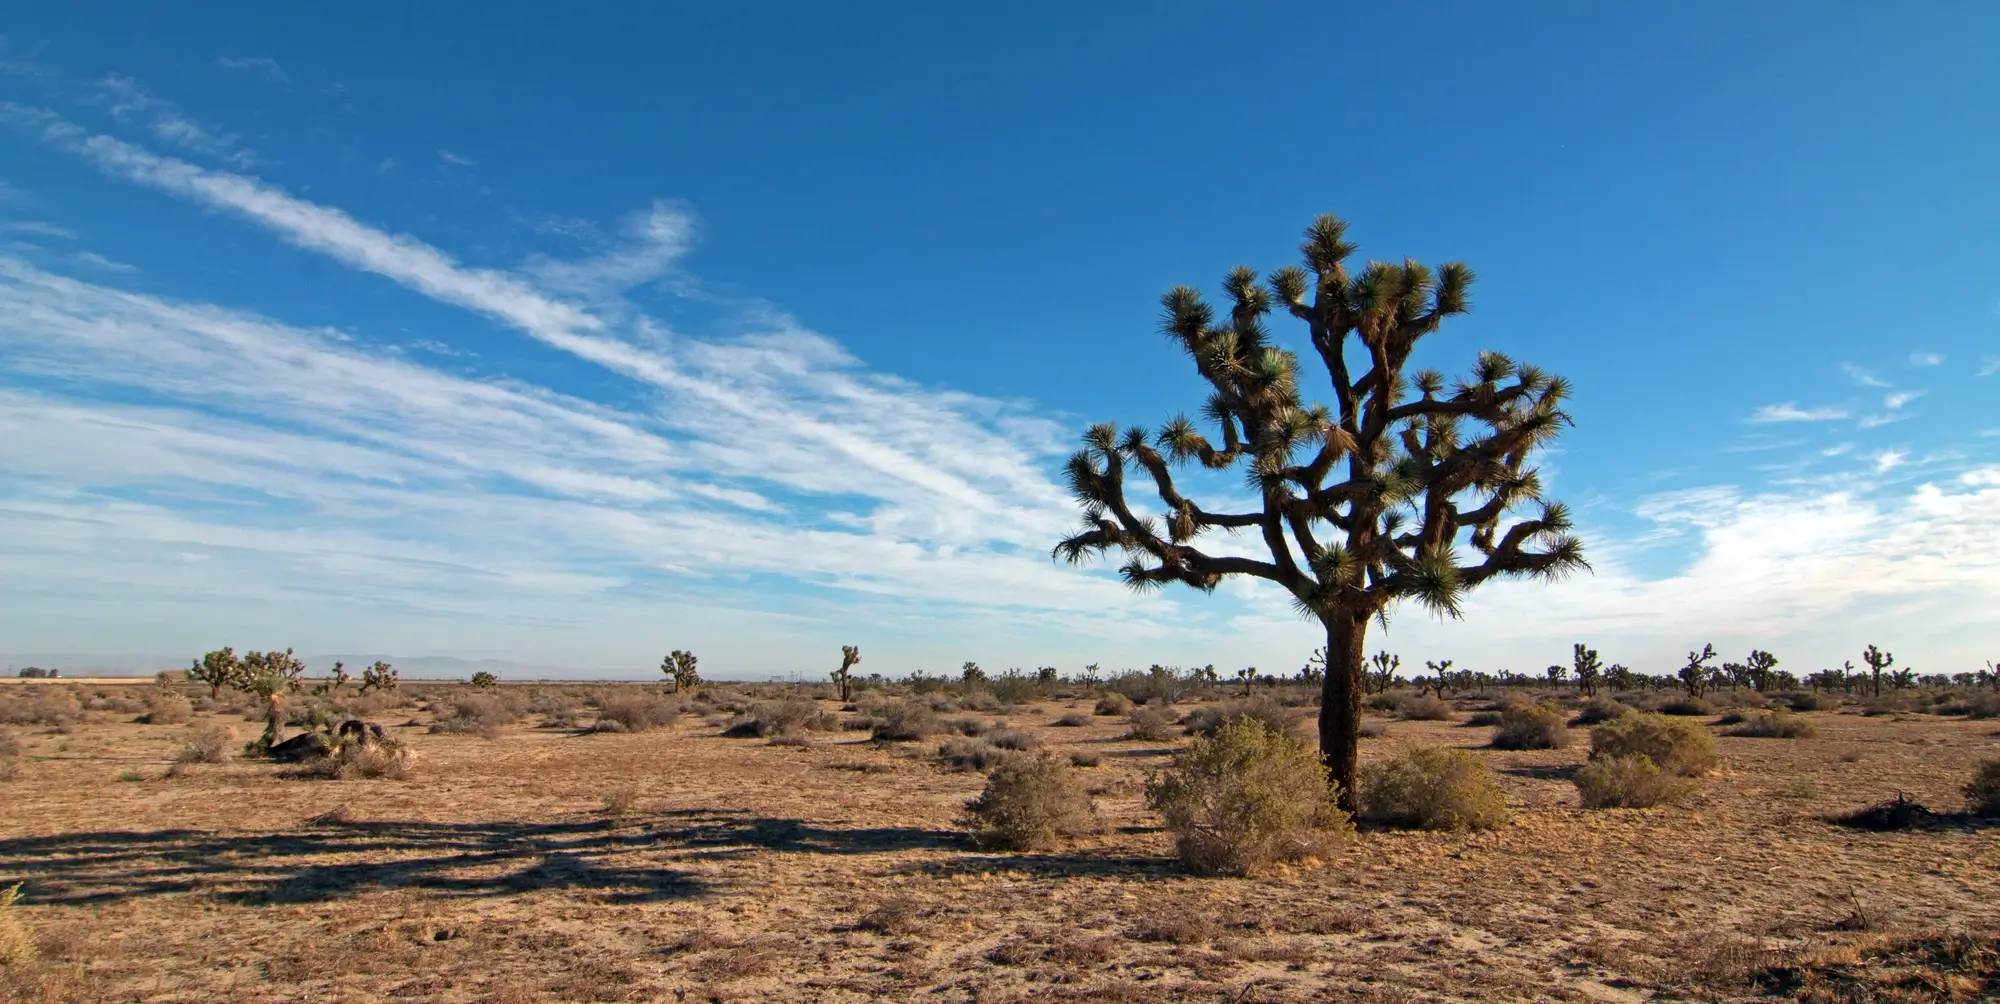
[1317,610,1368,815]
[264,693,283,746]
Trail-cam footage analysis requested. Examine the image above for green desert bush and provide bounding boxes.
[1491,701,1570,750]
[1729,710,1818,738]
[1144,717,1350,875]
[1398,694,1455,722]
[1093,692,1133,717]
[593,692,677,733]
[1570,697,1631,726]
[1359,745,1510,831]
[1574,753,1689,808]
[871,700,939,742]
[959,754,1099,850]
[1966,760,2000,817]
[1590,712,1717,776]
[1124,705,1178,741]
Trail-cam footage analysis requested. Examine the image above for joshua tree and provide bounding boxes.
[1678,643,1716,699]
[1422,659,1456,698]
[661,650,700,693]
[1984,661,1999,692]
[237,648,306,748]
[1079,663,1102,685]
[189,647,241,700]
[961,662,986,687]
[1052,215,1584,812]
[1744,650,1779,693]
[1545,664,1568,688]
[359,660,399,694]
[1889,668,1916,691]
[1862,645,1893,698]
[469,671,498,690]
[1235,665,1259,696]
[831,645,862,701]
[316,661,352,697]
[1572,644,1602,698]
[1365,651,1400,694]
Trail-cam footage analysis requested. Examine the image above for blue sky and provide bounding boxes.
[2,4,1996,678]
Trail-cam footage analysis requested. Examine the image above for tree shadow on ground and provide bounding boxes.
[0,808,958,908]
[1502,764,1581,781]
[903,848,1173,880]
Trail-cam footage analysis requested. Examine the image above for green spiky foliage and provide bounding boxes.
[1366,651,1400,694]
[1052,216,1585,811]
[662,650,700,693]
[189,647,242,700]
[832,645,862,701]
[359,660,399,694]
[1862,644,1893,698]
[1421,659,1456,698]
[469,671,498,690]
[237,648,307,748]
[1744,650,1779,693]
[1677,643,1716,699]
[1572,644,1602,698]
[1545,664,1568,688]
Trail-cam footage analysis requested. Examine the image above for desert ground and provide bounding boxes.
[2,678,1997,1003]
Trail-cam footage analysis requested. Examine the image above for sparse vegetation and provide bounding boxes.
[1570,697,1630,726]
[959,754,1098,851]
[594,692,677,733]
[1123,705,1177,741]
[1574,753,1688,808]
[1398,694,1456,722]
[1092,692,1132,717]
[1728,709,1818,738]
[0,883,32,970]
[1490,701,1569,749]
[1144,717,1350,875]
[428,695,514,739]
[1590,712,1717,776]
[1360,744,1510,830]
[1967,760,2000,817]
[175,724,233,764]
[869,700,938,742]
[141,691,193,725]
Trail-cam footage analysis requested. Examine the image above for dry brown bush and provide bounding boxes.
[428,695,514,739]
[870,701,938,742]
[1491,701,1570,750]
[1570,697,1632,725]
[1093,692,1133,716]
[303,740,412,780]
[1398,694,1455,721]
[1123,705,1177,741]
[723,699,833,738]
[593,692,677,733]
[959,754,1099,850]
[1180,695,1299,740]
[1574,753,1689,808]
[141,692,193,725]
[1360,744,1510,830]
[1968,759,2000,817]
[1728,710,1818,738]
[1052,712,1091,727]
[0,689,80,727]
[937,737,1013,771]
[174,724,233,764]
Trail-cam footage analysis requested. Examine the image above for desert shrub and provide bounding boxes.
[871,700,938,742]
[1463,709,1503,727]
[594,693,677,733]
[1052,712,1091,727]
[304,739,413,780]
[937,737,1013,772]
[1946,692,2000,719]
[141,692,193,725]
[1359,745,1510,831]
[0,882,32,969]
[1181,696,1297,739]
[1144,717,1350,875]
[1068,750,1101,767]
[1124,705,1178,741]
[1574,753,1689,808]
[984,728,1038,751]
[175,724,234,764]
[1365,692,1402,712]
[428,695,514,739]
[723,699,832,738]
[539,707,582,729]
[1729,710,1818,739]
[0,690,80,727]
[1398,694,1455,721]
[1966,760,2000,817]
[959,754,1098,850]
[1589,712,1717,776]
[1657,697,1715,717]
[962,691,1008,714]
[1491,702,1570,750]
[1784,691,1830,712]
[1093,692,1133,717]
[1570,697,1631,726]
[1716,709,1748,725]
[1709,690,1768,710]
[1358,719,1388,738]
[0,728,18,782]
[945,715,986,737]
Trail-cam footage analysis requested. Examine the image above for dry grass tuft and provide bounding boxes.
[140,692,192,725]
[855,898,929,937]
[174,723,234,764]
[1145,717,1349,875]
[1360,744,1510,831]
[0,883,32,970]
[1729,709,1818,738]
[960,753,1099,851]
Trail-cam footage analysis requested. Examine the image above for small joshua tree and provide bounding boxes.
[1678,643,1716,699]
[1052,215,1586,812]
[832,645,862,701]
[189,647,242,700]
[1744,650,1778,693]
[1422,659,1456,698]
[662,650,700,693]
[237,648,306,749]
[1545,664,1568,688]
[1572,644,1602,698]
[359,660,399,694]
[1862,645,1893,699]
[1366,651,1400,694]
[316,660,352,697]
[469,671,498,690]
[1235,666,1259,697]
[961,662,986,687]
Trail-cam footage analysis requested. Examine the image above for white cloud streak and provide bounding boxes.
[1751,402,1847,423]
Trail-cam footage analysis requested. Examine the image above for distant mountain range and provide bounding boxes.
[10,654,786,681]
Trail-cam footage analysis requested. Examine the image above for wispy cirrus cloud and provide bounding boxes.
[89,75,257,167]
[1884,390,1926,409]
[1842,363,1890,388]
[1750,402,1847,423]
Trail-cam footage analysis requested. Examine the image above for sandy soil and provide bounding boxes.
[1,683,1996,1003]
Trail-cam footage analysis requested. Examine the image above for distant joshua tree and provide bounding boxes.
[1572,644,1602,697]
[1678,643,1716,699]
[189,647,242,700]
[1422,659,1456,698]
[831,645,862,701]
[1545,664,1568,688]
[1052,215,1585,812]
[1744,650,1779,693]
[359,660,399,694]
[662,650,700,693]
[317,661,352,697]
[961,662,986,687]
[237,648,307,749]
[1365,651,1400,694]
[1858,644,1894,698]
[469,671,498,690]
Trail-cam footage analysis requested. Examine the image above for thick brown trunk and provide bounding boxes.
[1317,610,1367,816]
[264,693,283,745]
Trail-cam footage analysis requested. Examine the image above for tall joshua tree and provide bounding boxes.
[189,647,242,700]
[1862,644,1893,699]
[237,648,306,749]
[1055,215,1584,810]
[831,645,862,701]
[1572,643,1602,698]
[662,650,700,693]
